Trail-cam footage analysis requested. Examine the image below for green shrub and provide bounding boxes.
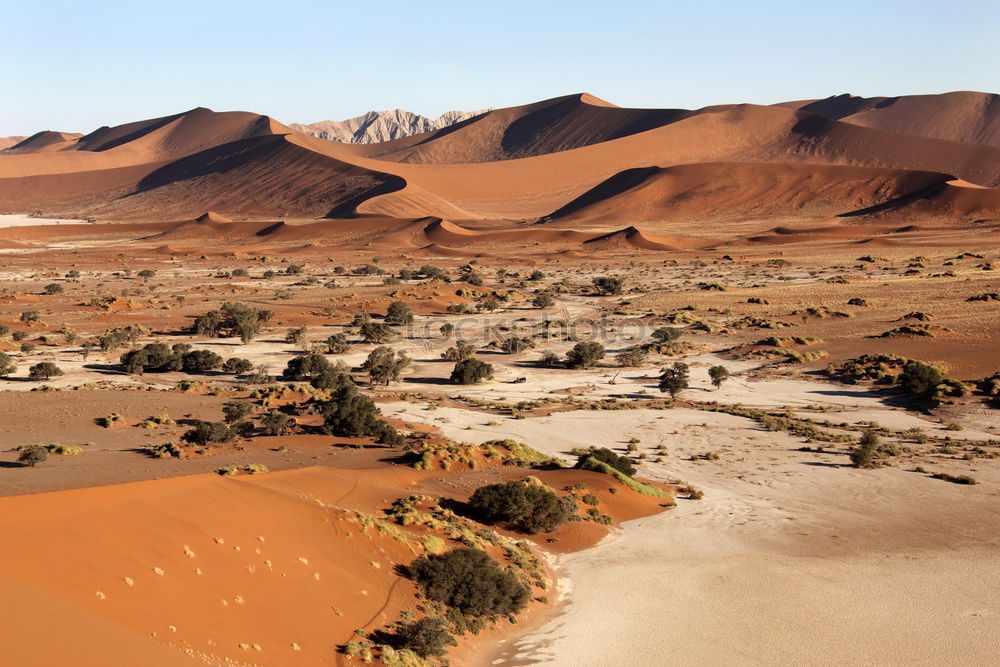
[450,358,494,384]
[391,617,456,659]
[18,445,48,467]
[469,481,570,533]
[575,447,635,476]
[566,341,605,368]
[183,421,233,445]
[409,548,530,617]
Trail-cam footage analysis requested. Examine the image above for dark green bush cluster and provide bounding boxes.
[317,377,403,445]
[192,302,273,343]
[409,548,530,617]
[469,480,571,533]
[450,358,494,384]
[120,343,229,374]
[182,421,234,445]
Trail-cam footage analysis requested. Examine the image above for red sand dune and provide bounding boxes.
[778,91,1000,148]
[2,92,1000,235]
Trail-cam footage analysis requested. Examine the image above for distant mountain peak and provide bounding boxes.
[290,108,489,144]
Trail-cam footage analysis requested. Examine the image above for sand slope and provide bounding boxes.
[0,466,431,666]
[780,91,1000,148]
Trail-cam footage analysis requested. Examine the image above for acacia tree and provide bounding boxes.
[361,346,410,385]
[566,341,605,369]
[28,362,63,381]
[709,365,730,389]
[451,358,494,384]
[385,301,414,326]
[658,362,689,399]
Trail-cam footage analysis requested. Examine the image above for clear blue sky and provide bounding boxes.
[1,0,998,136]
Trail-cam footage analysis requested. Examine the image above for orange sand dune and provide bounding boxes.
[3,94,1000,227]
[779,91,1000,148]
[548,162,965,226]
[352,93,694,164]
[0,467,427,666]
[0,108,289,179]
[2,130,83,154]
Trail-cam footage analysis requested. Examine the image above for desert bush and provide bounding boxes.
[44,283,63,295]
[898,360,944,394]
[532,293,555,308]
[575,447,635,477]
[181,349,223,373]
[319,382,403,445]
[282,353,332,382]
[182,421,233,446]
[450,358,494,384]
[361,346,410,385]
[28,362,62,381]
[658,362,689,398]
[222,357,253,374]
[18,445,48,467]
[539,350,561,368]
[326,333,351,354]
[385,301,414,325]
[500,337,533,354]
[409,548,530,617]
[260,410,294,436]
[565,341,605,368]
[391,617,457,659]
[931,472,978,485]
[469,480,570,533]
[442,341,475,362]
[0,352,15,377]
[592,276,623,295]
[708,365,730,388]
[360,321,396,343]
[222,401,252,424]
[616,347,647,367]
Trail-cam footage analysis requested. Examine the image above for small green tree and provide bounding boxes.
[442,340,476,362]
[261,410,294,436]
[850,430,885,469]
[532,293,555,309]
[658,362,689,399]
[575,447,635,477]
[385,301,414,326]
[451,358,494,384]
[182,421,233,445]
[28,362,62,381]
[359,321,396,344]
[222,357,253,374]
[709,365,730,389]
[566,341,605,368]
[326,333,350,354]
[361,346,410,385]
